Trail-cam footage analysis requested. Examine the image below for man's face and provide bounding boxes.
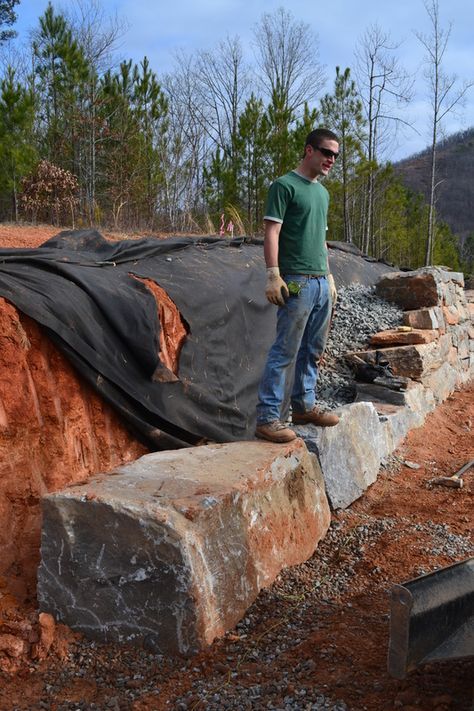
[306,139,339,177]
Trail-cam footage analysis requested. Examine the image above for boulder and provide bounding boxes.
[294,402,389,510]
[38,440,330,654]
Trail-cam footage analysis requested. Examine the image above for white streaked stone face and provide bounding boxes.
[38,440,330,655]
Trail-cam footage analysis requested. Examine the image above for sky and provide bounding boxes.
[10,0,474,162]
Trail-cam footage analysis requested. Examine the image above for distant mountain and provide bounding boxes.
[394,128,474,243]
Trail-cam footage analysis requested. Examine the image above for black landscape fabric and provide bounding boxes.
[0,231,393,449]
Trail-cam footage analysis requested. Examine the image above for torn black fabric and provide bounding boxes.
[0,230,393,449]
[0,231,272,448]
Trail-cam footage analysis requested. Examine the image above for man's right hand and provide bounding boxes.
[265,267,289,306]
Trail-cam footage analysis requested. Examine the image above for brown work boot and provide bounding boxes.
[292,407,339,427]
[255,420,297,443]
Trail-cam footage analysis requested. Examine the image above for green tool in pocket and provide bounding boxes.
[287,281,303,296]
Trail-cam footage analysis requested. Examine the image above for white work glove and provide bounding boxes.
[265,267,289,306]
[328,273,337,306]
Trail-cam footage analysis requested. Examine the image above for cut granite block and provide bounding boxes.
[421,361,459,403]
[294,402,389,510]
[403,307,444,330]
[38,440,330,655]
[350,335,451,380]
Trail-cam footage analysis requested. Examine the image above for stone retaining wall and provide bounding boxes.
[296,268,473,509]
[38,267,473,652]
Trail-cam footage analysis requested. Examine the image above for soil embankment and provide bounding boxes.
[0,299,147,601]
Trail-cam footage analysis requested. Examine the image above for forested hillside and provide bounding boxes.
[395,128,474,248]
[0,2,472,272]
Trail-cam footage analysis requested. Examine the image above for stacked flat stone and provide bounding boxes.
[369,268,473,400]
[296,267,473,511]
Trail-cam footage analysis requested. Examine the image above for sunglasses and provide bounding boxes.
[314,146,339,160]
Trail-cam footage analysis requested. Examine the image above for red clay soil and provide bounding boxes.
[0,224,472,710]
[0,224,191,605]
[0,299,148,603]
[0,223,148,249]
[0,224,159,605]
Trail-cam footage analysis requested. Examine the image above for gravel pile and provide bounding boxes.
[315,285,404,410]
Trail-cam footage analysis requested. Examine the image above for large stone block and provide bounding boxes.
[38,440,330,654]
[381,383,436,450]
[350,335,451,380]
[376,268,464,311]
[376,270,441,309]
[294,402,389,510]
[421,361,459,403]
[403,307,444,330]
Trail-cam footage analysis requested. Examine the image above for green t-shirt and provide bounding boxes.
[264,170,329,275]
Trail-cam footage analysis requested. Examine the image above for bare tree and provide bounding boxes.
[195,36,250,151]
[355,24,413,255]
[416,0,473,266]
[162,60,211,229]
[253,7,325,115]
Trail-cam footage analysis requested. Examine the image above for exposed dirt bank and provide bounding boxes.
[0,300,147,602]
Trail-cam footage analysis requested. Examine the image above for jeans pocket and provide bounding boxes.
[283,275,307,298]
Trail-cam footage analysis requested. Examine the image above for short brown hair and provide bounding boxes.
[305,128,339,148]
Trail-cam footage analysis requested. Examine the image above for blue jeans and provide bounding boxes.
[256,275,332,424]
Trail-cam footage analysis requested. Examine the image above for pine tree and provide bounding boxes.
[235,94,269,232]
[99,60,141,226]
[132,56,168,227]
[0,0,19,44]
[33,3,90,169]
[319,67,366,243]
[0,67,36,220]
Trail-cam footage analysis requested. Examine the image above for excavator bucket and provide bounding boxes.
[388,557,474,679]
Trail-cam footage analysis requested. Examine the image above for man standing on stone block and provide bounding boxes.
[255,128,340,444]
